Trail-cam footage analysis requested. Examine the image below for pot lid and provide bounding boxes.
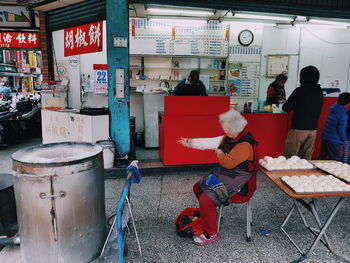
[12,142,102,164]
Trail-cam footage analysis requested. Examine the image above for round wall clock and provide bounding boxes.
[238,29,254,46]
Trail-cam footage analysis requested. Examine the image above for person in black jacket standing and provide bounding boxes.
[282,66,324,160]
[172,70,208,96]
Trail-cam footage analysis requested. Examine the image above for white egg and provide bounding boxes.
[277,156,287,161]
[333,186,343,192]
[324,186,334,192]
[342,185,350,191]
[290,155,300,161]
[278,164,285,170]
[304,186,314,192]
[314,186,324,192]
[266,158,275,165]
[264,156,272,161]
[270,165,277,170]
[285,159,294,165]
[294,186,304,193]
[292,164,301,170]
[339,173,347,179]
[265,164,272,171]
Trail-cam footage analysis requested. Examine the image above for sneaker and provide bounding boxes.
[193,233,219,246]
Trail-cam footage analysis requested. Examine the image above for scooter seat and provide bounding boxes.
[0,111,10,118]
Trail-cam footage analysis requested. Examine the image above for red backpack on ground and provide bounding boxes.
[175,208,203,238]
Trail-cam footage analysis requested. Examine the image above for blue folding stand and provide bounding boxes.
[93,160,142,263]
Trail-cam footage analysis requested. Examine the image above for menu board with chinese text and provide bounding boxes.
[129,18,229,57]
[226,45,261,98]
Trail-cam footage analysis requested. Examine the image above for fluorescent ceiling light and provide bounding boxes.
[234,13,293,22]
[294,23,347,29]
[221,20,275,27]
[147,7,214,16]
[309,18,350,27]
[148,18,208,24]
[295,16,307,22]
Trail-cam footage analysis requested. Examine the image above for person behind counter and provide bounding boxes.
[266,73,288,106]
[177,109,259,245]
[319,92,350,161]
[282,65,323,160]
[172,70,208,96]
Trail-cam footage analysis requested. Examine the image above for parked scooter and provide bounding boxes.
[0,94,41,145]
[20,95,42,138]
[0,107,20,145]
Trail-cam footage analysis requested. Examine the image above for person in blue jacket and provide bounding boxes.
[172,70,208,96]
[319,92,350,160]
[0,81,12,100]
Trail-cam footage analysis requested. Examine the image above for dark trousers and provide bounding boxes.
[318,139,340,161]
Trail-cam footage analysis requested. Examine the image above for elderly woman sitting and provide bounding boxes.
[178,109,259,245]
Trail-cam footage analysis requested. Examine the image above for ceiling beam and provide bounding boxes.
[131,0,350,19]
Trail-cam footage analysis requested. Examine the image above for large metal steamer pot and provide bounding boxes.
[12,142,106,263]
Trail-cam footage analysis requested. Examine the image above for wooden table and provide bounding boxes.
[261,168,350,263]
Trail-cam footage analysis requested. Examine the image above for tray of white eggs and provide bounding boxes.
[281,174,350,194]
[259,155,314,171]
[313,161,350,184]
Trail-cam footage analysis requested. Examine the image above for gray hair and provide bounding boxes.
[219,109,247,134]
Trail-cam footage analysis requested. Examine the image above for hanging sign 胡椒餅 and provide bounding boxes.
[64,21,103,57]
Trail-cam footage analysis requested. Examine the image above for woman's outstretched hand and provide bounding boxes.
[215,149,223,155]
[178,137,189,147]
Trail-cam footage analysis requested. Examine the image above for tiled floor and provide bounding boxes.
[1,139,350,263]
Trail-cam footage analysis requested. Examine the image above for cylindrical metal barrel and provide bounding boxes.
[96,140,115,169]
[12,142,106,263]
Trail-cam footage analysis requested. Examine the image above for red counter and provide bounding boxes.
[159,96,230,165]
[313,97,337,158]
[159,97,337,165]
[242,113,290,159]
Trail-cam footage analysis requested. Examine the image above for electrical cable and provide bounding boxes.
[51,34,60,81]
[107,213,116,227]
[302,27,350,45]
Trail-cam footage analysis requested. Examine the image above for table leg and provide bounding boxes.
[309,199,334,253]
[294,199,330,248]
[306,198,350,262]
[292,197,349,263]
[277,197,349,263]
[280,202,305,255]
